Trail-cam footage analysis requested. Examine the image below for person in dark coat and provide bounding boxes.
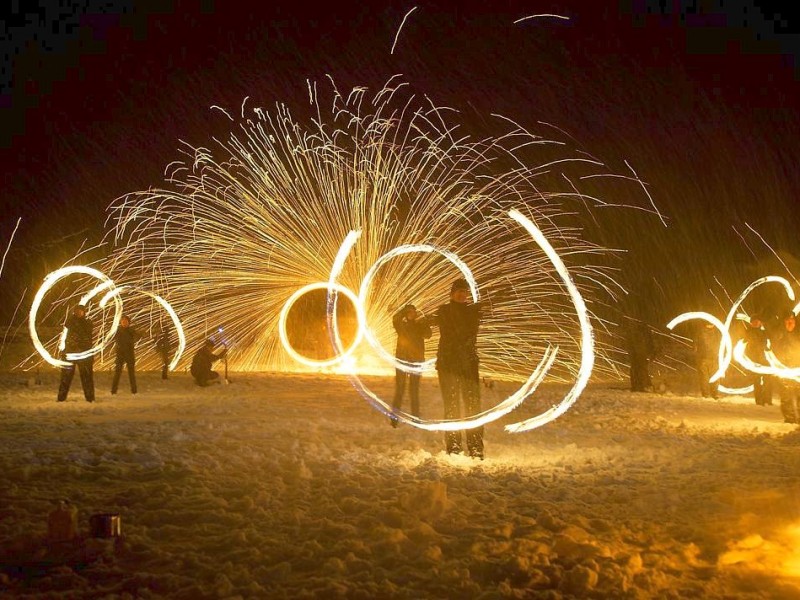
[155,327,173,380]
[56,304,95,403]
[389,304,432,427]
[694,322,719,399]
[433,279,484,459]
[111,315,140,395]
[744,316,773,406]
[190,339,227,386]
[772,313,800,422]
[625,318,655,392]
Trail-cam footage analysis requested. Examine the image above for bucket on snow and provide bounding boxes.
[89,513,122,538]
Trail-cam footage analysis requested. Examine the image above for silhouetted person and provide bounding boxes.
[433,279,484,459]
[745,316,773,406]
[773,313,800,422]
[155,328,173,380]
[190,339,227,386]
[694,322,719,399]
[57,304,95,403]
[390,304,432,427]
[111,315,139,395]
[626,318,655,392]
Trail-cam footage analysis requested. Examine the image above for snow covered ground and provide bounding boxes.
[2,370,800,599]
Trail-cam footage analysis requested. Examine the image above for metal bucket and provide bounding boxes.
[89,513,122,538]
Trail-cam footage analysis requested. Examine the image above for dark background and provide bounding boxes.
[1,0,799,331]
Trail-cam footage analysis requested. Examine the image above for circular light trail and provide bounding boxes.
[278,281,365,368]
[667,276,797,395]
[29,266,123,368]
[358,243,479,374]
[504,209,595,433]
[327,208,594,434]
[99,286,187,371]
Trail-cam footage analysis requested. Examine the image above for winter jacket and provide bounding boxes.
[434,301,481,376]
[393,310,432,362]
[190,345,225,379]
[113,326,140,361]
[772,327,800,367]
[694,325,718,361]
[63,314,93,354]
[744,325,769,363]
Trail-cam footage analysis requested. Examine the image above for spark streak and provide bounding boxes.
[29,266,122,368]
[513,14,570,24]
[391,6,418,55]
[0,217,21,280]
[99,81,632,381]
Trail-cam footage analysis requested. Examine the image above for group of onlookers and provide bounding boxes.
[56,304,225,403]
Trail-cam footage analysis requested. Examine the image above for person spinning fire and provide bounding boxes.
[56,303,95,403]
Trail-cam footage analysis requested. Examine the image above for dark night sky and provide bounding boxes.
[1,0,799,325]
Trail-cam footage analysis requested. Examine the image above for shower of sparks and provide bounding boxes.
[81,79,654,384]
[513,14,570,25]
[0,217,21,280]
[390,6,418,55]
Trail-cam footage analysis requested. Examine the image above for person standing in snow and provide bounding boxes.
[694,322,719,399]
[389,304,432,427]
[155,327,173,380]
[111,315,140,395]
[56,303,95,403]
[431,279,485,459]
[772,312,800,422]
[625,317,655,392]
[190,339,227,386]
[744,316,773,406]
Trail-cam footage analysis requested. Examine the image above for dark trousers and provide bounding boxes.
[57,358,95,402]
[629,355,651,392]
[697,358,718,398]
[438,370,483,458]
[160,353,169,379]
[111,356,137,394]
[754,374,774,406]
[194,370,219,386]
[779,380,800,423]
[392,370,421,417]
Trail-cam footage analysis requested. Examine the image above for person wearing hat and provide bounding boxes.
[190,338,227,386]
[111,315,141,395]
[432,278,485,459]
[56,303,95,402]
[389,303,432,427]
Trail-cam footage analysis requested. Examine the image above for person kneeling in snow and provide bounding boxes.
[190,339,227,386]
